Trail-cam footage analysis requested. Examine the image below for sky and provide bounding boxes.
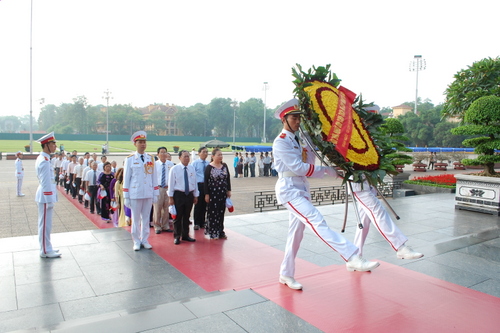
[0,0,498,119]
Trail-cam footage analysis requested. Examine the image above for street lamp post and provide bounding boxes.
[29,0,34,153]
[262,82,268,143]
[231,100,237,146]
[102,89,112,151]
[409,55,426,115]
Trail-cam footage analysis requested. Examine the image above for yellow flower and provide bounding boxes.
[303,80,380,170]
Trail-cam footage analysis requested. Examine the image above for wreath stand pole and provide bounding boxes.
[366,178,401,220]
[299,127,364,231]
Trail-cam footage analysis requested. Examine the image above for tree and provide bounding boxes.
[0,116,21,132]
[174,104,208,136]
[147,110,166,135]
[379,118,413,166]
[431,122,468,147]
[239,98,263,137]
[108,104,136,134]
[38,104,57,131]
[443,57,500,119]
[451,95,500,175]
[207,98,233,137]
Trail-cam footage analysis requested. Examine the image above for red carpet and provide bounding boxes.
[66,189,500,332]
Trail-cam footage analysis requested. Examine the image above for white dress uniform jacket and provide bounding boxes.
[123,152,159,199]
[15,158,24,179]
[273,129,331,204]
[35,152,57,204]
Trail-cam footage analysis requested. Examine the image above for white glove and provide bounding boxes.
[325,166,338,178]
[152,195,158,204]
[124,198,131,207]
[47,202,54,209]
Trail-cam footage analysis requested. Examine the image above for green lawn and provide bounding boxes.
[1,140,271,154]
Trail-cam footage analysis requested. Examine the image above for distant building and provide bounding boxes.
[96,103,182,136]
[137,104,181,136]
[391,104,413,117]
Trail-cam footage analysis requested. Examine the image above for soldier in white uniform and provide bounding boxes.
[123,131,159,251]
[273,99,379,290]
[15,151,25,197]
[350,179,424,259]
[35,132,61,258]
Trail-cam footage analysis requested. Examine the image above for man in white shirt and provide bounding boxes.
[263,152,271,177]
[153,147,174,234]
[168,150,199,245]
[15,151,25,197]
[248,152,257,177]
[84,161,100,214]
[83,152,90,167]
[123,131,159,251]
[73,157,85,203]
[60,153,70,188]
[67,155,78,198]
[191,147,209,230]
[97,155,107,173]
[82,159,93,209]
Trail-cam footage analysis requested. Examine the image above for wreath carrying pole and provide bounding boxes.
[368,180,401,220]
[299,126,363,231]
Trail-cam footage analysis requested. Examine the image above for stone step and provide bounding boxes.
[393,189,416,198]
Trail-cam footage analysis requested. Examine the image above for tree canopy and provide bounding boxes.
[451,95,500,175]
[443,57,500,119]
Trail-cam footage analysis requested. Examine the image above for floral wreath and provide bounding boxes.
[292,64,397,184]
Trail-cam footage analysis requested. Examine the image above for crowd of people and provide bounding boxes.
[31,120,423,292]
[42,131,234,253]
[232,151,276,178]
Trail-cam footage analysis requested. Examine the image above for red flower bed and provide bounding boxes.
[411,174,457,186]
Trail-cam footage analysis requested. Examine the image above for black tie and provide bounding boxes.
[140,154,144,162]
[184,167,189,195]
[294,135,300,146]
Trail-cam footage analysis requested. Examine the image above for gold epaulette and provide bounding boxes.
[126,153,134,158]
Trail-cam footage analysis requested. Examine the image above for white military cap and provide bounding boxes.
[36,132,57,144]
[131,130,147,143]
[274,98,303,119]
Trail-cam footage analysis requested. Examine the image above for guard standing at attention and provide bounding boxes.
[35,132,61,258]
[123,131,159,251]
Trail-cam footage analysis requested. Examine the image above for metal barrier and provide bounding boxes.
[254,181,403,212]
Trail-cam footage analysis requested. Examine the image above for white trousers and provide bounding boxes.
[280,196,358,277]
[352,190,408,256]
[17,177,23,195]
[130,198,152,246]
[37,203,54,255]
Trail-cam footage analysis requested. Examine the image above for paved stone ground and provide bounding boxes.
[0,153,471,238]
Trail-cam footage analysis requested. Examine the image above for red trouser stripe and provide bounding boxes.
[287,201,348,262]
[42,203,47,254]
[353,192,397,250]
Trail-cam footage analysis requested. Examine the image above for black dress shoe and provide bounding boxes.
[164,229,173,233]
[155,230,161,234]
[182,236,196,242]
[174,238,180,245]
